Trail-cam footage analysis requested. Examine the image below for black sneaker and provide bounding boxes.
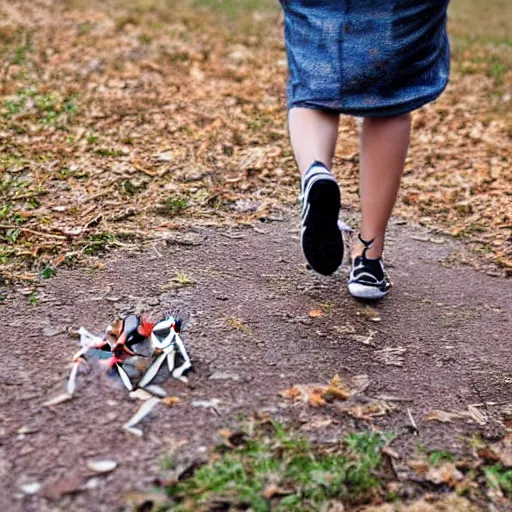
[300,161,344,276]
[348,235,391,299]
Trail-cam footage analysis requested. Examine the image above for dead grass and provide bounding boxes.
[0,0,510,284]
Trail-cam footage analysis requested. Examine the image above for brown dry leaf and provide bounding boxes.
[323,374,351,401]
[281,374,361,407]
[162,396,181,407]
[484,436,512,467]
[300,418,334,431]
[308,309,324,318]
[262,484,292,500]
[382,446,400,460]
[362,494,480,511]
[123,490,168,511]
[408,459,430,477]
[281,386,301,400]
[309,388,328,407]
[424,407,488,425]
[225,317,251,334]
[338,400,393,420]
[424,409,467,423]
[425,462,464,486]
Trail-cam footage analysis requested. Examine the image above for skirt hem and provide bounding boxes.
[287,87,448,118]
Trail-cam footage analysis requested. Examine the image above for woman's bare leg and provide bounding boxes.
[288,107,340,173]
[354,114,411,259]
[289,107,344,275]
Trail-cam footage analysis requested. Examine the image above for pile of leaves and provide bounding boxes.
[1,0,511,284]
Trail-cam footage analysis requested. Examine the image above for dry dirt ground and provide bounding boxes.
[1,213,511,511]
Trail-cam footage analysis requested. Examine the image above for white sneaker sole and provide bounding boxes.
[348,282,390,300]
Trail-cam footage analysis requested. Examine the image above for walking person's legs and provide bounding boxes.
[348,113,412,299]
[289,107,344,276]
[288,108,340,174]
[355,114,412,259]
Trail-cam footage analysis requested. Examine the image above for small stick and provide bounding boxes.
[0,225,68,240]
[407,408,419,435]
[67,361,80,395]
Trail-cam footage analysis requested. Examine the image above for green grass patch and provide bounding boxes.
[428,450,456,466]
[166,421,390,511]
[161,196,189,217]
[0,28,34,65]
[83,232,117,255]
[40,265,57,279]
[3,88,79,126]
[484,464,512,497]
[192,0,278,18]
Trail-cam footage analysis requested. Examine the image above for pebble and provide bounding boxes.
[20,482,41,495]
[86,459,118,474]
[209,371,240,382]
[43,325,65,337]
[84,478,101,490]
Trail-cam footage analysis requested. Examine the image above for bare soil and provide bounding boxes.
[0,213,510,511]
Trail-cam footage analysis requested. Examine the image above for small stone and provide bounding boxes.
[192,399,220,409]
[209,371,240,382]
[20,482,41,495]
[84,477,100,490]
[43,325,65,337]
[86,459,117,473]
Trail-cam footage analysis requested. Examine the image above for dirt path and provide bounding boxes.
[1,215,511,511]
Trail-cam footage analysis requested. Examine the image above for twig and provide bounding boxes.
[0,225,68,240]
[376,395,414,403]
[151,242,163,258]
[407,408,419,435]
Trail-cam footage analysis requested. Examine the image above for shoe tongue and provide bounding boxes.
[354,255,384,278]
[365,257,384,279]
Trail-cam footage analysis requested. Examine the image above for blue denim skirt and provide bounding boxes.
[281,0,450,117]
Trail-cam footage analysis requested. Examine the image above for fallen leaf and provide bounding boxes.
[123,490,168,511]
[308,309,324,318]
[382,446,400,460]
[309,388,327,407]
[162,396,181,407]
[425,462,464,486]
[281,386,301,400]
[323,374,350,401]
[262,484,291,499]
[301,418,334,431]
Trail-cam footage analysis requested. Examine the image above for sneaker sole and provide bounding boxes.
[301,179,343,276]
[348,282,390,300]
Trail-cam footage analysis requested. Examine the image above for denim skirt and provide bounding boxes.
[281,0,450,117]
